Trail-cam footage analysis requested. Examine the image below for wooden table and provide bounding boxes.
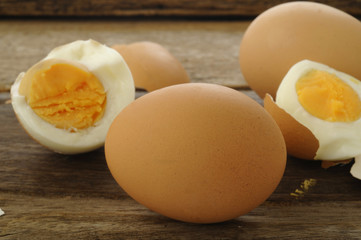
[1,19,361,240]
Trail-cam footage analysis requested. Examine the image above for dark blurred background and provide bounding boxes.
[1,0,360,19]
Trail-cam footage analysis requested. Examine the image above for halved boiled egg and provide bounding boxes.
[264,59,361,179]
[11,39,135,154]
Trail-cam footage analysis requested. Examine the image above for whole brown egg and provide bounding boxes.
[105,83,286,223]
[239,1,361,98]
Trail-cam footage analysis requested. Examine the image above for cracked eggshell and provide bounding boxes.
[265,90,356,175]
[264,94,319,160]
[11,39,135,154]
[112,41,190,92]
[264,59,361,180]
[275,60,361,161]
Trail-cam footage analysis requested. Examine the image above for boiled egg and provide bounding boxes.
[265,60,361,179]
[11,39,134,154]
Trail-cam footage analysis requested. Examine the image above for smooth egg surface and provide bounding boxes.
[105,83,286,223]
[11,39,135,154]
[239,1,361,98]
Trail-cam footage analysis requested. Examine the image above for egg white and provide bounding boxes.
[11,39,135,154]
[276,59,361,161]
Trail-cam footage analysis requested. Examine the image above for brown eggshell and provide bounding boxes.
[321,159,352,169]
[112,41,190,92]
[264,94,319,160]
[239,1,361,98]
[105,83,286,223]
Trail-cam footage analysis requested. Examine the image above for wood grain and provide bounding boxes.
[1,18,361,239]
[0,0,360,17]
[0,20,249,92]
[1,91,361,239]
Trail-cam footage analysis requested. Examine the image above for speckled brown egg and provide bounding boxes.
[105,83,286,223]
[239,1,361,98]
[112,41,190,92]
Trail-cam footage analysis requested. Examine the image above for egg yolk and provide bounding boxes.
[296,69,361,122]
[19,63,106,130]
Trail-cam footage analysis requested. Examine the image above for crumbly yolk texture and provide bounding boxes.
[296,69,361,122]
[19,63,106,130]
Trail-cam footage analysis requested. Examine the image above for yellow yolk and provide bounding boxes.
[19,62,106,130]
[296,69,361,122]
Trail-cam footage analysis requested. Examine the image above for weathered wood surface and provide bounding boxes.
[0,20,249,92]
[1,0,361,17]
[1,90,361,239]
[1,19,361,239]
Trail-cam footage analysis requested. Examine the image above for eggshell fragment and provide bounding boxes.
[112,41,190,92]
[239,1,361,98]
[321,159,352,169]
[264,94,319,160]
[105,83,286,223]
[266,92,353,168]
[265,59,361,180]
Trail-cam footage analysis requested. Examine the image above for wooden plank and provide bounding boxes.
[0,0,360,17]
[1,17,361,239]
[1,92,361,239]
[0,20,249,92]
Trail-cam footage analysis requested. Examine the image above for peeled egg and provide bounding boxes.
[105,83,286,223]
[112,41,190,92]
[264,60,361,179]
[239,1,361,98]
[11,39,135,154]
